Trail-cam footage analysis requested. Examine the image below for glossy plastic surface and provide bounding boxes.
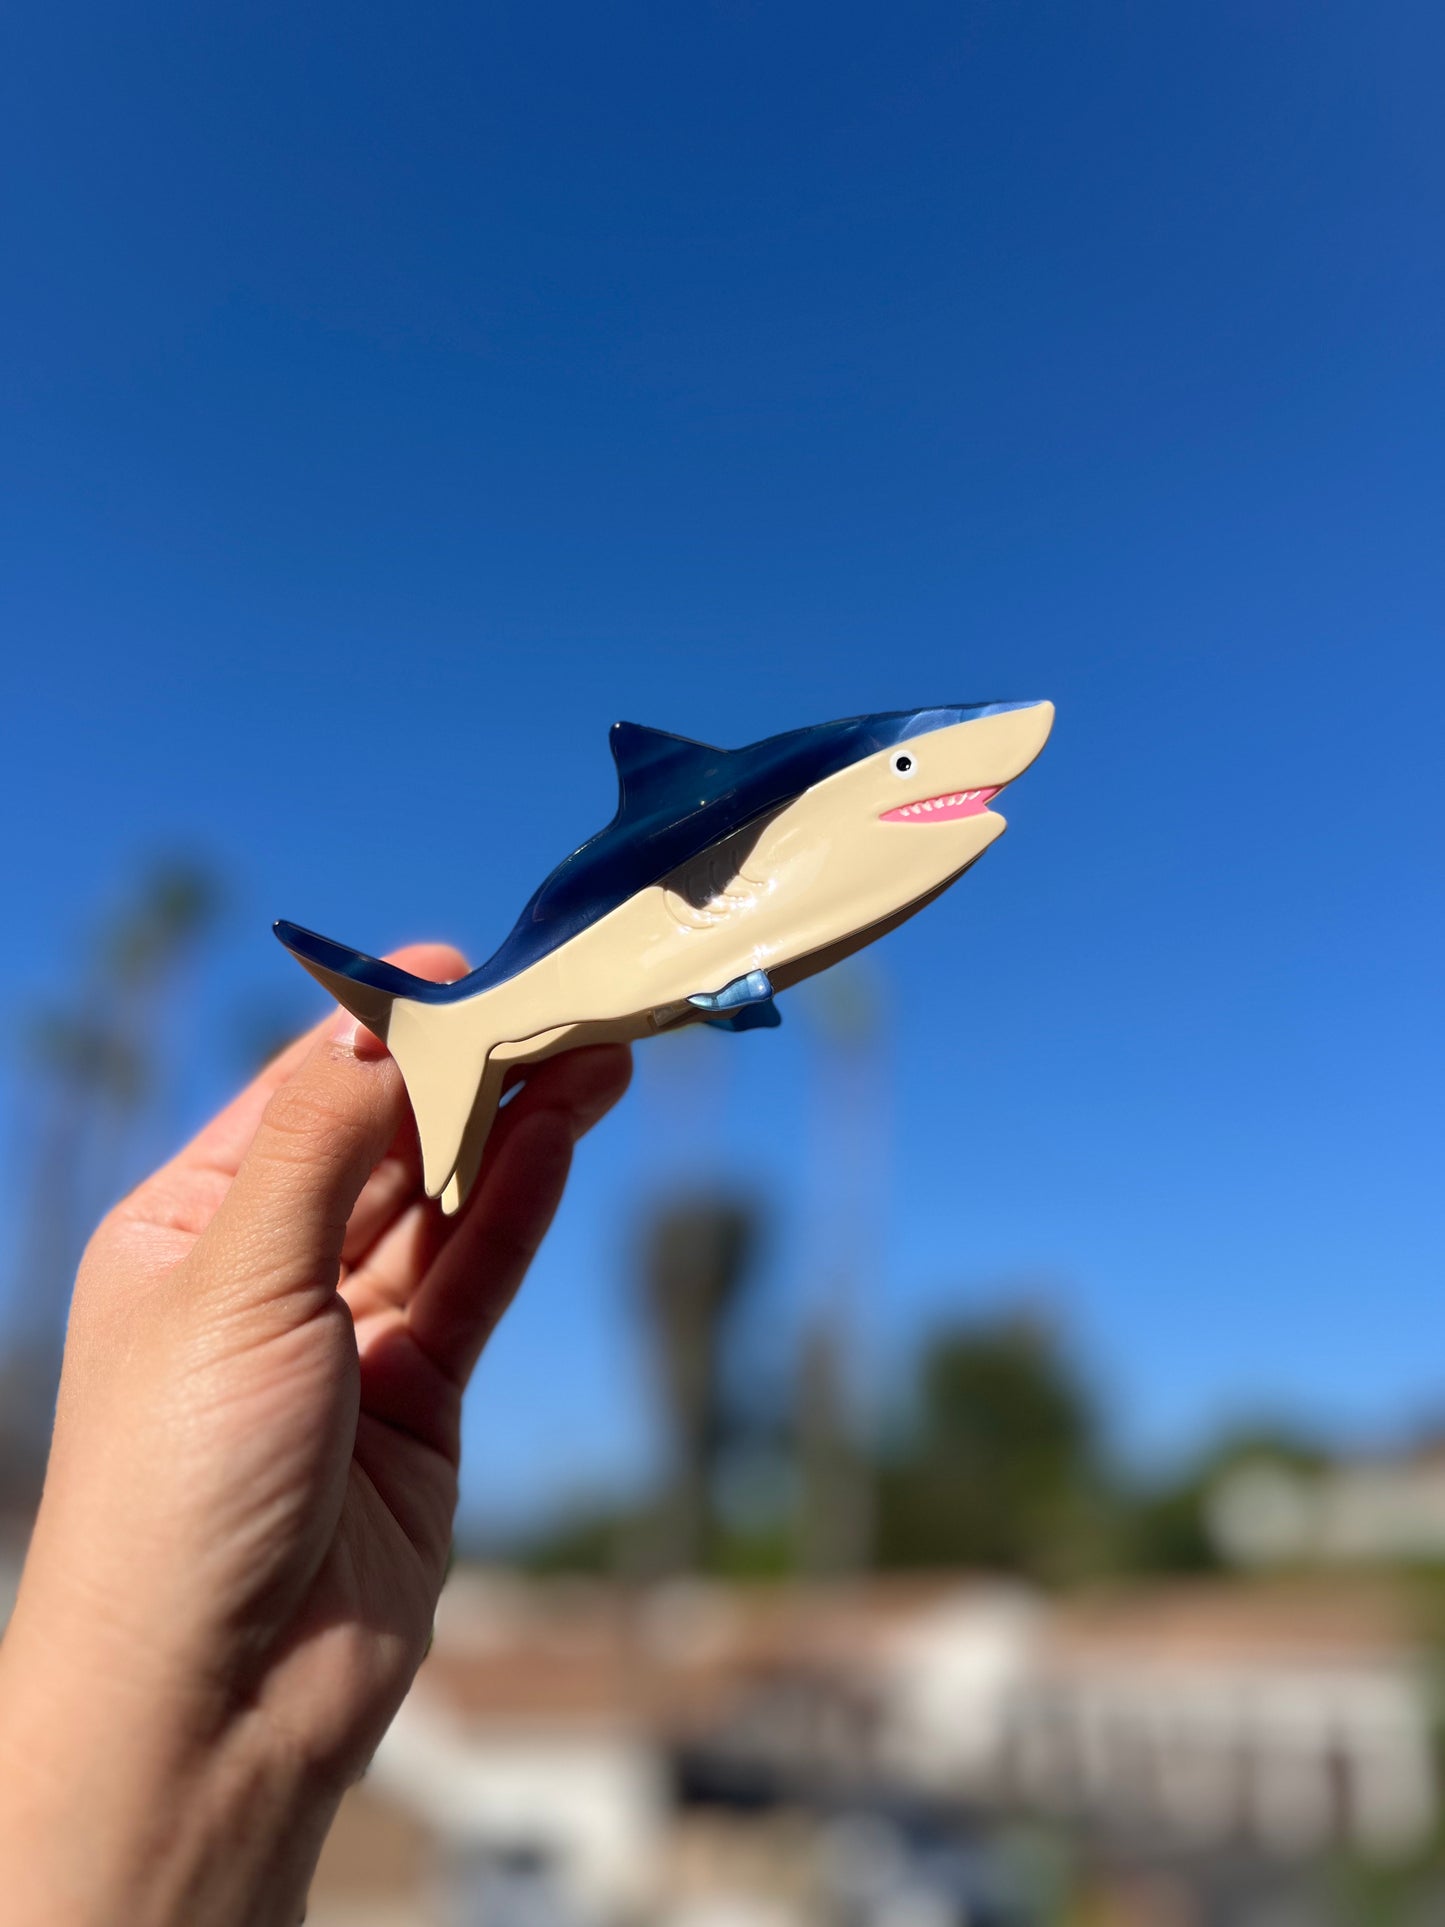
[276,703,1037,1005]
[276,700,1054,1212]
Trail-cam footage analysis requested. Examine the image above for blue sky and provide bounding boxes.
[2,2,1441,1527]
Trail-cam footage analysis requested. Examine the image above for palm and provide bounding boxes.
[107,943,628,1782]
[255,1291,466,1765]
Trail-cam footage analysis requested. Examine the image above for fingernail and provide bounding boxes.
[332,1008,389,1061]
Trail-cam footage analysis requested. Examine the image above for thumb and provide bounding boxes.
[196,1014,410,1320]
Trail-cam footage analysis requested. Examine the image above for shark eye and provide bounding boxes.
[891,752,914,777]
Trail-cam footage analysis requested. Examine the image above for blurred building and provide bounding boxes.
[307,1571,1443,1927]
[1209,1444,1445,1568]
[1001,1584,1435,1862]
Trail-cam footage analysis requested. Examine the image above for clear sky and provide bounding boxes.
[2,3,1441,1528]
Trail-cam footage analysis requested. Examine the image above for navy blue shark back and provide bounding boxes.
[276,703,1030,1002]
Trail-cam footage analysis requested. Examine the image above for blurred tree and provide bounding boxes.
[795,960,890,1576]
[796,1315,868,1577]
[0,859,221,1519]
[516,1508,630,1577]
[1121,1423,1330,1576]
[230,994,312,1081]
[1117,1473,1222,1577]
[873,1310,1112,1582]
[635,1191,762,1572]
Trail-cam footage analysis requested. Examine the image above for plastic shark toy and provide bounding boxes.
[276,700,1054,1214]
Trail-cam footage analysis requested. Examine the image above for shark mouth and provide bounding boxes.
[880,786,1001,823]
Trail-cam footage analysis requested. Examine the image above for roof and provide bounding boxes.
[411,1571,1430,1738]
[1042,1577,1421,1672]
[415,1573,983,1735]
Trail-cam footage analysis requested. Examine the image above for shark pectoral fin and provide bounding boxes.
[689,968,781,1033]
[704,1000,782,1033]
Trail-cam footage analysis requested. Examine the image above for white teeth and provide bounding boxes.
[888,791,991,818]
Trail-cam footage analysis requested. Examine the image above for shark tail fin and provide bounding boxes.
[273,921,507,1216]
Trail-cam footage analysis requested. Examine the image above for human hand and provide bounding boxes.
[0,944,631,1926]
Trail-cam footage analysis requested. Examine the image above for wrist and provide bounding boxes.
[0,1606,340,1927]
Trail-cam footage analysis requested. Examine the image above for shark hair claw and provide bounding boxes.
[276,700,1054,1214]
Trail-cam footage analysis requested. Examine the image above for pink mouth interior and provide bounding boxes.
[880,786,1001,824]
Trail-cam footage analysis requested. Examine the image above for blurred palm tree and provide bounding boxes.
[636,1191,762,1572]
[873,1310,1112,1581]
[0,860,221,1518]
[796,962,890,1576]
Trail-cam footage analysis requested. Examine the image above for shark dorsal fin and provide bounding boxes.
[609,721,728,814]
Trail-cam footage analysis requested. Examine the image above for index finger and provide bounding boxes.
[111,944,467,1263]
[175,942,468,1183]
